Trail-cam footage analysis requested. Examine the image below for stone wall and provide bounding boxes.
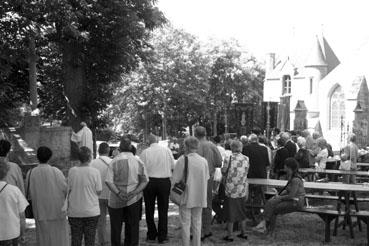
[40,126,72,160]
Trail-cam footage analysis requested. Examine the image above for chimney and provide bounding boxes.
[266,53,275,74]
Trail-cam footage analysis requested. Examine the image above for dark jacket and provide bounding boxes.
[285,140,297,158]
[295,148,310,169]
[242,142,270,178]
[274,147,289,174]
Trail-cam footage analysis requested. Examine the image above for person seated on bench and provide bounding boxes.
[253,158,305,234]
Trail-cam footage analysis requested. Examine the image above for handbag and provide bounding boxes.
[339,160,351,170]
[25,168,34,219]
[170,156,188,206]
[218,156,232,200]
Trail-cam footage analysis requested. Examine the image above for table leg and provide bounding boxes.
[352,192,362,232]
[345,192,354,239]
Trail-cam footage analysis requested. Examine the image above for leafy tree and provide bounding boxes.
[107,26,211,137]
[207,39,264,135]
[0,0,166,131]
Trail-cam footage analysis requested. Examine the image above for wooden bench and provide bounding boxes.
[298,207,344,243]
[351,211,369,246]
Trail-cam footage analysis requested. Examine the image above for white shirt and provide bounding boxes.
[67,166,102,217]
[140,143,175,178]
[71,126,93,153]
[0,181,28,240]
[316,148,328,169]
[90,156,112,200]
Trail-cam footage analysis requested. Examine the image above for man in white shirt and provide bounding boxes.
[140,134,175,243]
[71,122,93,155]
[90,142,112,246]
[0,139,25,194]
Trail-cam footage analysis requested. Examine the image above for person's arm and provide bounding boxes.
[16,165,25,195]
[19,212,26,245]
[126,160,149,200]
[211,144,222,168]
[17,189,28,246]
[172,157,184,184]
[95,170,102,196]
[167,148,176,171]
[221,157,229,174]
[105,163,125,200]
[56,169,68,197]
[278,178,300,201]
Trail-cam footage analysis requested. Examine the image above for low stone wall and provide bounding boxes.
[39,126,72,160]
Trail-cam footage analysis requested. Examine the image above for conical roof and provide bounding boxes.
[322,36,340,73]
[305,36,327,67]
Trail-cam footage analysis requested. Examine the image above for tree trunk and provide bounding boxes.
[62,41,86,132]
[213,111,218,136]
[28,36,38,111]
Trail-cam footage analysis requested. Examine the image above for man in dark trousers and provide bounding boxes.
[242,134,270,222]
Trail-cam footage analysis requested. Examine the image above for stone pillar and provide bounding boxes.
[293,100,307,131]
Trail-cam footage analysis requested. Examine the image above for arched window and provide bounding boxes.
[329,85,345,129]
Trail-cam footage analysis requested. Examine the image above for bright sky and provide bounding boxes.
[158,0,369,61]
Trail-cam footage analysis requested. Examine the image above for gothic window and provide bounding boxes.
[329,85,345,129]
[309,77,313,94]
[282,75,291,95]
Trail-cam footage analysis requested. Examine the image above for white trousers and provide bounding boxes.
[179,206,202,246]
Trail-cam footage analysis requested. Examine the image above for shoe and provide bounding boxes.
[252,226,267,234]
[146,238,157,243]
[222,236,234,242]
[237,233,248,240]
[201,232,212,241]
[158,238,169,244]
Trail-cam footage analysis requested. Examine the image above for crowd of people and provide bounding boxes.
[0,125,360,246]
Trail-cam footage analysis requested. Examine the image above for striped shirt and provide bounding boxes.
[106,152,148,208]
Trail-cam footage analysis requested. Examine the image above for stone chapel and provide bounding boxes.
[263,34,369,150]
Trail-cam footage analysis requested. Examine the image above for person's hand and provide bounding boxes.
[118,191,128,201]
[19,235,26,246]
[126,191,137,201]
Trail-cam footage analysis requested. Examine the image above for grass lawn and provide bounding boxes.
[25,201,368,246]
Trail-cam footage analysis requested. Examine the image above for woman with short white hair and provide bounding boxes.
[295,137,310,169]
[222,140,249,242]
[172,137,209,246]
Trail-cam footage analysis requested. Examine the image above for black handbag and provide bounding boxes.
[170,156,188,205]
[218,156,232,200]
[25,169,34,219]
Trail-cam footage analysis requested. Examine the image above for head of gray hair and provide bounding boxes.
[297,136,306,148]
[280,132,291,141]
[230,140,243,153]
[194,126,206,139]
[184,136,199,152]
[317,137,327,149]
[147,134,158,145]
[249,133,258,143]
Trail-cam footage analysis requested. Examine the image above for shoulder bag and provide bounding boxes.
[170,156,188,206]
[218,156,232,200]
[25,168,34,219]
[0,183,8,194]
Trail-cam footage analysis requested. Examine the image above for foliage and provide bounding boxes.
[106,27,265,137]
[0,0,166,129]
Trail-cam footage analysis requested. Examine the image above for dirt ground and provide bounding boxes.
[25,201,368,246]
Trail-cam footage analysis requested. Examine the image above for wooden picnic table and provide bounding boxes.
[248,178,369,239]
[299,168,369,177]
[248,178,369,192]
[357,162,369,168]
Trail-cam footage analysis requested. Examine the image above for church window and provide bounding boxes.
[282,75,291,95]
[329,85,345,129]
[309,77,313,94]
